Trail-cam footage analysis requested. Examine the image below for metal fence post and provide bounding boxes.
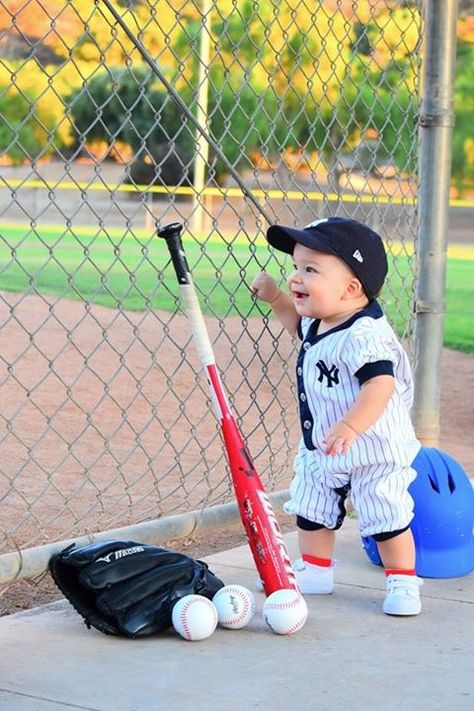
[413,0,458,445]
[192,0,212,235]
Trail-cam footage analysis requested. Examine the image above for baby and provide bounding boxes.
[251,217,422,615]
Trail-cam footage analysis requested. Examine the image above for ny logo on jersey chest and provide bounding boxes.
[316,359,339,387]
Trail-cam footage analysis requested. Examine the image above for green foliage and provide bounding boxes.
[211,0,268,65]
[5,4,469,192]
[348,75,417,172]
[304,56,418,175]
[207,67,268,179]
[62,8,424,184]
[67,65,195,157]
[67,64,198,186]
[451,41,474,194]
[170,18,266,180]
[0,90,56,163]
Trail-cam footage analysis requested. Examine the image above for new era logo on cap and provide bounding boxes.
[304,218,329,229]
[352,249,363,263]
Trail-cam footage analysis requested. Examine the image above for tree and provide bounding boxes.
[0,0,198,67]
[0,57,71,158]
[309,3,421,188]
[68,65,196,185]
[0,88,56,163]
[451,39,474,195]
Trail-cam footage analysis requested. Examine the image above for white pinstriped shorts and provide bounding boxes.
[285,451,416,538]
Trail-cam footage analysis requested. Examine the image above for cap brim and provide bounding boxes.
[266,225,339,257]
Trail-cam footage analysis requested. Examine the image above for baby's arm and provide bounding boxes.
[324,375,395,455]
[250,272,300,336]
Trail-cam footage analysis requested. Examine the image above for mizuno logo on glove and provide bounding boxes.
[96,545,145,563]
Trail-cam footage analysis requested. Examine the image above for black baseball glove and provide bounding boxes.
[49,539,225,637]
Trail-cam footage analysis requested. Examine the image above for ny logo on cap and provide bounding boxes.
[352,249,363,263]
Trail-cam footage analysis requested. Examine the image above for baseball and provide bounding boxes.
[263,588,308,635]
[171,594,218,641]
[212,584,257,629]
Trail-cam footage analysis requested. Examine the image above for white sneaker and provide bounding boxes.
[383,574,423,616]
[257,558,334,595]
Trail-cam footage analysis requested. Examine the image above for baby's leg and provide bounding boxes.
[295,480,350,566]
[351,465,422,616]
[291,519,337,594]
[375,528,415,570]
[298,527,335,560]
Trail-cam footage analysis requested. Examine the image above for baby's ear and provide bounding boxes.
[345,277,365,299]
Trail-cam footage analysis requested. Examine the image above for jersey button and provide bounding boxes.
[303,342,310,350]
[303,420,312,429]
[299,393,306,402]
[297,366,302,376]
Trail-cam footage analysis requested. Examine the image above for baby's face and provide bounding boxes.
[287,243,360,321]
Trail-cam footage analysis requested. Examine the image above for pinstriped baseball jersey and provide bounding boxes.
[295,301,420,473]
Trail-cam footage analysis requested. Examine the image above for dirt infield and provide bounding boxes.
[0,292,299,550]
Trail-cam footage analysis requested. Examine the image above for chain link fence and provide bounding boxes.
[0,0,424,587]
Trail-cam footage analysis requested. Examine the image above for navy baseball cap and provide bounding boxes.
[266,216,388,299]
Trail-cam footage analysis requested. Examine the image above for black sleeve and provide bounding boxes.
[355,360,394,385]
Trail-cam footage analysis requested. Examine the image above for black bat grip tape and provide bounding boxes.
[157,222,190,285]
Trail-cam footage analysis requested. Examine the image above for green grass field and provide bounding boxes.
[0,224,472,353]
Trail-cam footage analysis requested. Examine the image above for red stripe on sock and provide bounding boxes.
[384,568,416,577]
[302,554,332,567]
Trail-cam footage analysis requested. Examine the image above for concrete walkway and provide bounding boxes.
[0,519,472,711]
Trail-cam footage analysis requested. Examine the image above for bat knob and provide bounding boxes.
[158,222,183,241]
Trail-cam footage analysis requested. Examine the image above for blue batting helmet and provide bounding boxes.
[361,447,474,578]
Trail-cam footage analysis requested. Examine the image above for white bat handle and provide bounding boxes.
[180,283,215,366]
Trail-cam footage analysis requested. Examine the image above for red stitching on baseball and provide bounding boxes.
[179,597,216,640]
[284,615,307,635]
[265,595,302,611]
[216,587,253,626]
[264,593,307,634]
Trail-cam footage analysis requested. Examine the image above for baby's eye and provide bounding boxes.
[305,266,316,273]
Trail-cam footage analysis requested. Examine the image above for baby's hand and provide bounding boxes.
[250,272,281,304]
[323,420,359,456]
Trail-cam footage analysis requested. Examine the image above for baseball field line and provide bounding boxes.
[3,178,474,209]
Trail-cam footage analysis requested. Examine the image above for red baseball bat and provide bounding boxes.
[158,222,298,596]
